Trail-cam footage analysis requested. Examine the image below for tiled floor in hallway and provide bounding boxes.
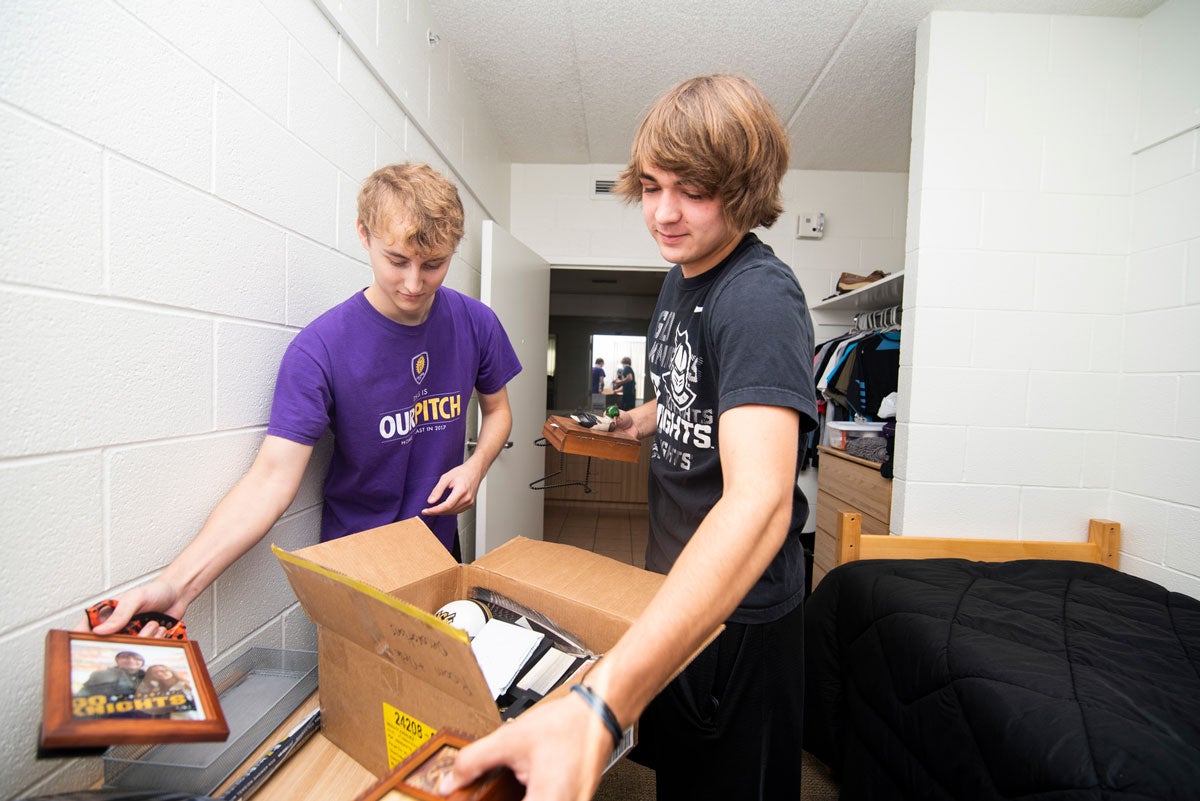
[543,503,648,569]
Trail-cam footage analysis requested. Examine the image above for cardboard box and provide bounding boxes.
[273,518,667,777]
[541,415,642,463]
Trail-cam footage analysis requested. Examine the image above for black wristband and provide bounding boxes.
[569,683,622,747]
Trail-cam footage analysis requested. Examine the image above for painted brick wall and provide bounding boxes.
[898,11,1137,542]
[0,0,507,797]
[898,3,1200,599]
[1110,0,1200,595]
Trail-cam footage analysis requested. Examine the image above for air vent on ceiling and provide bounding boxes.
[593,179,617,196]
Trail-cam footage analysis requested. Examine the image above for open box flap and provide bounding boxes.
[477,538,724,679]
[288,518,457,591]
[273,546,494,706]
[476,537,663,622]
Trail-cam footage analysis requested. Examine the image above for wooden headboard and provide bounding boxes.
[835,511,1120,570]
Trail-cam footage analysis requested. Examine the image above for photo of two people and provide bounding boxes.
[71,639,204,721]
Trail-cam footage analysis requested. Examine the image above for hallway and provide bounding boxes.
[543,503,648,569]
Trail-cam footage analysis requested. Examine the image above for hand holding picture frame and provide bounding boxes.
[351,730,523,801]
[41,630,228,750]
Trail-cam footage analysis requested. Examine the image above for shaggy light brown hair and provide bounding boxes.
[614,74,790,232]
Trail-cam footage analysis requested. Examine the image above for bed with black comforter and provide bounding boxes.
[804,558,1200,800]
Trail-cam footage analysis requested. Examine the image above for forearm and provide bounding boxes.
[159,436,312,609]
[465,394,513,476]
[585,405,798,728]
[160,473,298,607]
[584,488,790,725]
[440,407,800,799]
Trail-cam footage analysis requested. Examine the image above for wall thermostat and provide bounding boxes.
[797,212,825,239]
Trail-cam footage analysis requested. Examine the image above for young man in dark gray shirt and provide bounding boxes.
[445,74,816,801]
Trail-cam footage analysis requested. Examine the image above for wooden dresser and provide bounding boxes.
[812,444,892,589]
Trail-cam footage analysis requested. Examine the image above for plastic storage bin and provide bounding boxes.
[103,647,318,795]
[826,420,886,450]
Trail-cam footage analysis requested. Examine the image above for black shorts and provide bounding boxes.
[629,601,805,800]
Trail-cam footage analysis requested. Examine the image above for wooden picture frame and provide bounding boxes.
[40,630,228,750]
[352,730,523,801]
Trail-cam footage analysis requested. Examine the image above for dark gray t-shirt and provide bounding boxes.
[645,234,817,624]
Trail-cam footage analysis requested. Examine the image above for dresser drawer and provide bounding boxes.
[817,449,892,523]
[816,490,889,538]
[813,490,889,587]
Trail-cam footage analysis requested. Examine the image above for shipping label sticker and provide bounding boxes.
[383,701,436,769]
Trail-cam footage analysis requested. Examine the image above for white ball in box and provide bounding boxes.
[271,518,690,777]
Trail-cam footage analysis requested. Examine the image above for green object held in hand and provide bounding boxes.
[606,405,620,418]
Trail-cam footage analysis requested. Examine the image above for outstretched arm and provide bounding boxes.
[443,404,800,800]
[83,435,313,636]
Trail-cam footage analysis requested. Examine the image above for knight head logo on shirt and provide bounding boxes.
[668,326,698,410]
[412,352,429,385]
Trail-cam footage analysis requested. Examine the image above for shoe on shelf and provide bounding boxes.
[836,270,890,293]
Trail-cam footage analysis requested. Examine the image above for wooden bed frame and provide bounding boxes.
[834,511,1120,569]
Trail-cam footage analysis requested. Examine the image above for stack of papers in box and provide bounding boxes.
[470,619,545,699]
[515,647,581,695]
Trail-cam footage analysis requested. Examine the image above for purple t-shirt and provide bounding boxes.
[267,288,521,550]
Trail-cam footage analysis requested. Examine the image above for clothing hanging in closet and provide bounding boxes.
[804,306,901,470]
[815,327,899,422]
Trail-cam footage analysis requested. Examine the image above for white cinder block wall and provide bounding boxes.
[1113,0,1200,594]
[0,1,509,797]
[898,12,1138,541]
[898,2,1200,599]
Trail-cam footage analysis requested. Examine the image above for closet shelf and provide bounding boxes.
[811,271,903,311]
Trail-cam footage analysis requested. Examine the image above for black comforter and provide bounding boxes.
[804,559,1200,800]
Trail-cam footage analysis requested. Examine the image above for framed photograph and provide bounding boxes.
[354,730,523,801]
[40,630,228,750]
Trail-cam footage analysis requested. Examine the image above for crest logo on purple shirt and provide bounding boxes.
[412,351,429,384]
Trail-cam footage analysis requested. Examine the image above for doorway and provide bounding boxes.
[546,267,665,413]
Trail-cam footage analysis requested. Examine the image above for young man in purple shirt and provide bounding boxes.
[591,358,606,393]
[89,163,521,635]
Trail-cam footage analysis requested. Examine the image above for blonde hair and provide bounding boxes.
[357,163,465,254]
[615,74,790,231]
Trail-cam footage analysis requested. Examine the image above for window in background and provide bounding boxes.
[545,335,557,410]
[591,334,646,406]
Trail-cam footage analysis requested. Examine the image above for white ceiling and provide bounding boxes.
[427,0,1164,172]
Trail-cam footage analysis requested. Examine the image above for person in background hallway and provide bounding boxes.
[591,357,606,394]
[612,356,637,412]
